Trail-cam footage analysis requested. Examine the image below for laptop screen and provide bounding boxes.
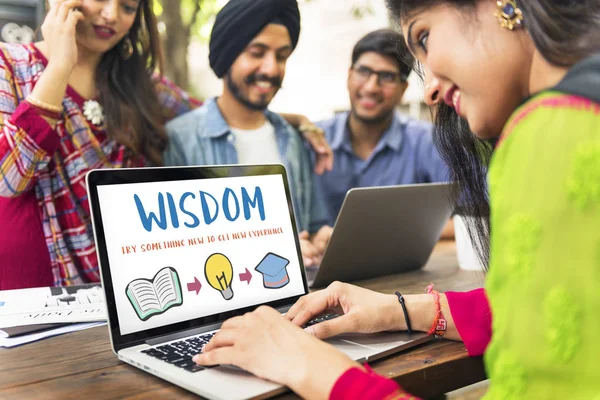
[90,167,306,338]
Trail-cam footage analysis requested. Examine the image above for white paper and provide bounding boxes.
[0,284,107,328]
[0,322,107,348]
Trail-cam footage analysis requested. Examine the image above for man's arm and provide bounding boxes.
[280,112,333,174]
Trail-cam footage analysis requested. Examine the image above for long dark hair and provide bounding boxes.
[386,0,600,269]
[95,0,167,166]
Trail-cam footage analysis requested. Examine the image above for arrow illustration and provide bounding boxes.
[239,268,252,284]
[187,277,202,295]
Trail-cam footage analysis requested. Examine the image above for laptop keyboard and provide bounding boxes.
[141,314,340,373]
[302,313,339,328]
[141,332,216,373]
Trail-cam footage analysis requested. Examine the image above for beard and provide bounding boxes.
[225,70,282,111]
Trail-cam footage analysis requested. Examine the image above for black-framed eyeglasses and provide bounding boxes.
[351,65,405,87]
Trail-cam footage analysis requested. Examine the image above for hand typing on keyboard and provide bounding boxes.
[192,306,357,399]
[189,282,415,399]
[286,282,409,339]
[301,313,340,329]
[141,332,217,373]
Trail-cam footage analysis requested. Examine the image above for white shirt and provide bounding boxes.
[229,121,283,165]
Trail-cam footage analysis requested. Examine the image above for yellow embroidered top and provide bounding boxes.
[484,88,600,399]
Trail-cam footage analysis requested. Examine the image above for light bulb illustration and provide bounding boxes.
[204,253,234,300]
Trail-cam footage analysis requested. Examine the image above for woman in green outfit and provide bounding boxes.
[191,0,600,398]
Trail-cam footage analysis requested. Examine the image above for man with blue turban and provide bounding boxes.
[164,0,331,268]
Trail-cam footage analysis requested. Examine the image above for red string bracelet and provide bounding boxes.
[426,283,447,337]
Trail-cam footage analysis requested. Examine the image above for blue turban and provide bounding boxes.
[209,0,301,78]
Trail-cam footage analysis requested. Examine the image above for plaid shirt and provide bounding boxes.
[0,43,200,286]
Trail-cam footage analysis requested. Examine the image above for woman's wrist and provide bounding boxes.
[29,63,71,112]
[45,61,74,80]
[401,294,436,333]
[381,294,408,331]
[47,53,77,73]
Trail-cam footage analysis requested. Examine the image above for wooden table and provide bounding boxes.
[0,241,487,400]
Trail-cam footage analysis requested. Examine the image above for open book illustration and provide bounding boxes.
[125,267,183,321]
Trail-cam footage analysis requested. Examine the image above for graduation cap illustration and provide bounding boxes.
[254,253,291,289]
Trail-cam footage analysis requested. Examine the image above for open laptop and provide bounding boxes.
[308,183,454,288]
[87,165,430,400]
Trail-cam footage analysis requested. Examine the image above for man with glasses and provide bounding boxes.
[315,29,450,226]
[304,29,451,254]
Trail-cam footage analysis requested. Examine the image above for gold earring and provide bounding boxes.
[494,0,523,30]
[120,37,134,60]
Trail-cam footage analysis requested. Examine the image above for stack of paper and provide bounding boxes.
[0,284,108,348]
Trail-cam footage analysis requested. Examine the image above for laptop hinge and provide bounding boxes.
[145,305,293,346]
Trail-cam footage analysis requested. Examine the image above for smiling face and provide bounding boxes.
[401,1,533,138]
[75,0,140,56]
[347,51,408,124]
[224,24,292,111]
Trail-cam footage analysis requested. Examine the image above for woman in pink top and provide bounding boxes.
[0,0,200,289]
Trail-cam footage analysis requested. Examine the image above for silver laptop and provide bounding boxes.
[308,183,454,288]
[86,165,429,400]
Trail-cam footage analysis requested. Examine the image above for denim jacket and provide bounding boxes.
[164,98,328,233]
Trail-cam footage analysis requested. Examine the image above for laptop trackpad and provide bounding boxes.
[328,331,430,363]
[324,338,376,361]
[338,331,416,348]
